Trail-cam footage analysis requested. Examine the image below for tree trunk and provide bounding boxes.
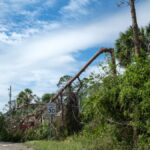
[129,0,141,57]
[110,49,117,76]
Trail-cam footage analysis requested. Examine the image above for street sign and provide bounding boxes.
[47,102,56,115]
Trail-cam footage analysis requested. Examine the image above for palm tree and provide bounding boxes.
[116,24,150,66]
[42,93,54,103]
[116,27,134,66]
[17,88,33,107]
[118,0,141,57]
[129,0,141,57]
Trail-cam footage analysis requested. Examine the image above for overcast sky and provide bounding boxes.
[0,0,150,111]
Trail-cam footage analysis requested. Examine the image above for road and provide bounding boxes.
[0,142,33,150]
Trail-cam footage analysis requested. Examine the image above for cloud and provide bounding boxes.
[0,0,57,34]
[62,0,92,12]
[0,0,150,111]
[60,0,99,19]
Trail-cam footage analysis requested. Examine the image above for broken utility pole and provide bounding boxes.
[51,48,117,102]
[37,48,117,135]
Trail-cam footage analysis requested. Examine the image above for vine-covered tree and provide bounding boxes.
[57,75,82,135]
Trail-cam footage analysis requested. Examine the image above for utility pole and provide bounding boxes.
[51,48,117,102]
[8,85,12,112]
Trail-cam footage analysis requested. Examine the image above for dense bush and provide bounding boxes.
[23,123,49,141]
[0,120,50,142]
[0,113,8,141]
[82,58,150,149]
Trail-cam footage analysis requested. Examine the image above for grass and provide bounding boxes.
[26,134,120,150]
[26,125,128,150]
[26,139,83,150]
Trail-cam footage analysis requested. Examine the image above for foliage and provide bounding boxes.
[26,124,130,150]
[56,75,82,136]
[27,139,83,150]
[115,24,150,66]
[17,88,34,107]
[57,75,72,88]
[82,58,150,149]
[0,122,50,142]
[42,93,54,103]
[116,27,134,66]
[23,123,50,141]
[0,113,8,141]
[65,91,82,135]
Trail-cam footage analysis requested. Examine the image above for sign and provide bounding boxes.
[47,102,56,115]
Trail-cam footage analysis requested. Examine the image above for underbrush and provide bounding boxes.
[0,123,50,142]
[26,140,83,150]
[26,124,130,150]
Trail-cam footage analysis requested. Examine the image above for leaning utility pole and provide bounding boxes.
[51,48,117,102]
[37,48,117,132]
[8,86,12,112]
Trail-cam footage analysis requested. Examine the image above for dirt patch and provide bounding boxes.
[0,142,33,150]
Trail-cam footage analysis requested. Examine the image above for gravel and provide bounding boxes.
[0,142,33,150]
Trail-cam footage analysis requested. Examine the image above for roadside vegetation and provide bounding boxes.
[0,0,150,150]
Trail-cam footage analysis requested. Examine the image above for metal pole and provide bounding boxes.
[60,94,64,127]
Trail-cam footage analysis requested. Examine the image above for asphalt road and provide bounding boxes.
[0,142,33,150]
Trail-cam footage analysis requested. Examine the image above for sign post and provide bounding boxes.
[47,102,56,115]
[47,102,56,139]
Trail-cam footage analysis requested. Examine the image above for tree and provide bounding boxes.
[116,27,134,66]
[118,0,141,57]
[129,0,141,57]
[0,113,9,141]
[65,89,81,135]
[57,75,72,88]
[57,75,82,135]
[116,24,150,66]
[16,88,33,107]
[0,113,5,136]
[144,24,150,53]
[42,93,54,103]
[83,58,150,149]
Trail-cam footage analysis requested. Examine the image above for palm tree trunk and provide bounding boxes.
[129,0,141,57]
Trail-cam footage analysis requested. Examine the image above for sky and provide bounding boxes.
[0,0,150,111]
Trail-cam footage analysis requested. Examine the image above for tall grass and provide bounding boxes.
[26,134,124,150]
[26,124,131,150]
[27,139,83,150]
